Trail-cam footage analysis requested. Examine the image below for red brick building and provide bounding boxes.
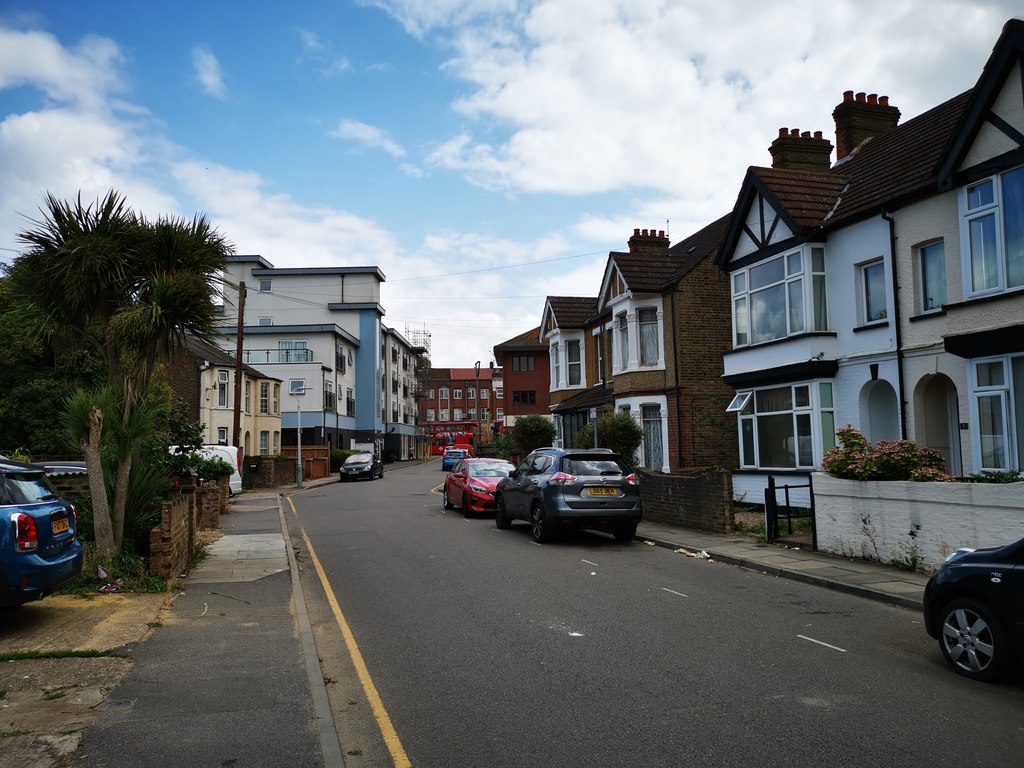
[417,366,501,449]
[492,327,551,427]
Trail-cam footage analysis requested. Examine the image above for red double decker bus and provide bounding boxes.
[425,421,478,455]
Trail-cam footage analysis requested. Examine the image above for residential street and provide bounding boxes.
[289,462,1024,768]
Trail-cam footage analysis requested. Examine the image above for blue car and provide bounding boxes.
[441,448,468,471]
[1,458,83,607]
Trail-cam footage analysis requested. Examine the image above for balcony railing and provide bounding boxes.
[243,349,315,364]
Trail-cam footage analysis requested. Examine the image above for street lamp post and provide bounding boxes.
[474,360,481,432]
[291,383,309,487]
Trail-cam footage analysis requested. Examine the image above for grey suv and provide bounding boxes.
[494,448,642,543]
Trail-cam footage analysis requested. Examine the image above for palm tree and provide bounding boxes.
[4,191,234,556]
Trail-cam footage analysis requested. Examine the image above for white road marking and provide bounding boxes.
[797,634,848,653]
[582,559,599,567]
[661,588,688,598]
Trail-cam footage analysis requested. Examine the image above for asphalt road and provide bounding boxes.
[290,462,1024,768]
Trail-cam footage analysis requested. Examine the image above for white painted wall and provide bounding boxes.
[814,473,1024,570]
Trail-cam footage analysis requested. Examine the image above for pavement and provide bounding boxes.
[0,458,931,768]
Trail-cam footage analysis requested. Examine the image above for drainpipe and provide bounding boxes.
[882,207,908,439]
[670,287,683,469]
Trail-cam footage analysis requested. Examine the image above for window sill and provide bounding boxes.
[727,331,837,354]
[942,286,1024,311]
[852,320,890,333]
[909,310,946,323]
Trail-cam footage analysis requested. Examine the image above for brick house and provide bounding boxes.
[418,366,501,450]
[492,326,551,427]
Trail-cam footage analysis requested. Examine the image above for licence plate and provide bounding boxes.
[52,517,70,534]
[587,487,616,496]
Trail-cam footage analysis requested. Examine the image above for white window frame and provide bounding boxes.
[217,370,229,408]
[858,258,888,325]
[257,316,272,326]
[637,308,660,367]
[259,279,272,292]
[731,247,828,347]
[426,408,436,422]
[968,354,1023,472]
[917,240,947,313]
[733,382,834,470]
[216,426,228,445]
[551,342,561,389]
[439,387,449,400]
[453,389,463,400]
[259,430,269,455]
[566,339,582,386]
[960,167,1024,297]
[440,408,450,421]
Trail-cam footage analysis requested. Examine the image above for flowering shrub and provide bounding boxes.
[822,426,953,481]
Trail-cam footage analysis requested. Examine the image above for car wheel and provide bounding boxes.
[494,495,511,529]
[442,486,454,510]
[937,598,1010,682]
[613,522,637,543]
[530,502,554,543]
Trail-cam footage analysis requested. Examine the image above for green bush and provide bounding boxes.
[573,411,643,465]
[506,415,556,457]
[822,426,952,481]
[330,449,358,471]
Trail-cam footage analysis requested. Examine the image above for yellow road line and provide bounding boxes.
[288,498,413,768]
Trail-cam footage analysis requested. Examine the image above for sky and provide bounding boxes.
[1,1,1021,367]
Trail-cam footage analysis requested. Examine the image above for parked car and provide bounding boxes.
[494,447,641,543]
[443,458,515,516]
[923,537,1024,682]
[169,444,242,496]
[441,448,469,471]
[1,458,83,607]
[339,453,384,481]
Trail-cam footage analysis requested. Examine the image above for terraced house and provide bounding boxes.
[716,18,1024,500]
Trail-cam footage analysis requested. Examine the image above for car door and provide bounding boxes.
[502,453,536,518]
[448,460,466,501]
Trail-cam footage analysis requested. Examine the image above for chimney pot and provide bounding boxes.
[879,95,889,106]
[790,128,800,137]
[813,130,823,139]
[658,230,665,237]
[633,228,640,236]
[843,90,854,102]
[801,131,811,138]
[868,93,878,105]
[856,91,866,102]
[778,127,788,137]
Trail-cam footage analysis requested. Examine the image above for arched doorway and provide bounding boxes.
[860,380,899,443]
[915,374,961,475]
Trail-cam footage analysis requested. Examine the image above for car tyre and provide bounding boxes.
[442,486,454,510]
[613,522,637,543]
[937,597,1010,682]
[530,502,554,543]
[494,495,511,529]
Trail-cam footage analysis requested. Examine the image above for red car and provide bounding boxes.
[443,458,515,516]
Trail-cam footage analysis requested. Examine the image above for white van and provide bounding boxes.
[169,444,243,496]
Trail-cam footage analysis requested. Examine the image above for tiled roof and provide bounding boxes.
[550,384,614,414]
[663,213,732,286]
[547,296,597,328]
[748,89,972,236]
[493,326,544,352]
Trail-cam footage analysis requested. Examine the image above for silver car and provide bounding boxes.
[494,448,641,543]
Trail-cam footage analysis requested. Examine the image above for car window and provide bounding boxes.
[345,454,371,465]
[453,460,464,474]
[563,457,627,476]
[0,472,59,505]
[471,462,513,478]
[531,455,553,474]
[516,456,534,475]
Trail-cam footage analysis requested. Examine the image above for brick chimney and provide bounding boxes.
[628,228,670,254]
[832,91,901,161]
[769,128,834,173]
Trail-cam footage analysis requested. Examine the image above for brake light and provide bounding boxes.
[14,513,39,552]
[549,472,578,485]
[70,504,78,530]
[625,473,639,486]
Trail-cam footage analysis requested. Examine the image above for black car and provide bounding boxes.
[339,453,384,481]
[923,538,1024,682]
[494,447,641,543]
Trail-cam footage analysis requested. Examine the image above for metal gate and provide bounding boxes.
[764,474,816,549]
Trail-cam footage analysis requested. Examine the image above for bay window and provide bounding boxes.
[638,309,659,366]
[962,166,1024,296]
[732,247,828,347]
[617,313,629,368]
[734,382,834,469]
[567,340,581,385]
[970,355,1024,471]
[552,342,561,388]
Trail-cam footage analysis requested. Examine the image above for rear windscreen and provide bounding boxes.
[563,458,627,476]
[0,473,59,504]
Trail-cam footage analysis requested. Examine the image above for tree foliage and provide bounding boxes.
[573,411,643,465]
[4,190,234,555]
[505,415,556,457]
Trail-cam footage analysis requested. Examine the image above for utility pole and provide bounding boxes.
[232,282,247,449]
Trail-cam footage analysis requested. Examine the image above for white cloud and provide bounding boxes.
[297,30,352,76]
[331,119,407,158]
[192,45,228,99]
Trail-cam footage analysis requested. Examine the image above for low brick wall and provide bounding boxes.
[148,491,197,578]
[195,483,223,529]
[243,456,297,488]
[47,473,90,501]
[639,467,734,534]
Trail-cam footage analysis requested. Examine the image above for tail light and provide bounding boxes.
[549,472,578,485]
[14,513,39,552]
[625,473,639,486]
[70,504,78,530]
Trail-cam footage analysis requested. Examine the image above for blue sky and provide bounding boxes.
[1,1,1021,366]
